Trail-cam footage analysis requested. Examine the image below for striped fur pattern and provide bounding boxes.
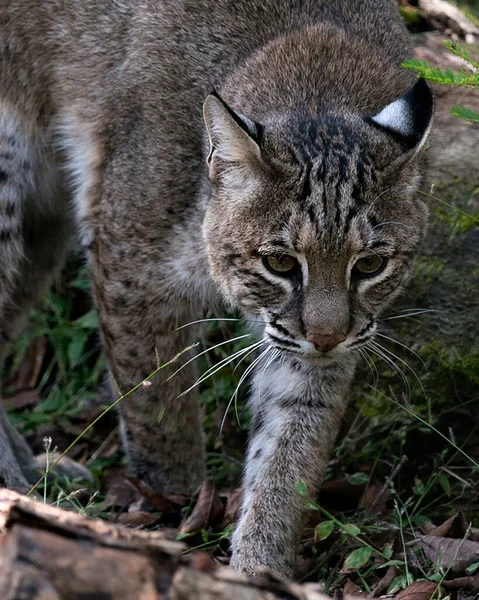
[0,0,433,577]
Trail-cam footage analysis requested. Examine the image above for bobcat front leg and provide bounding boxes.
[230,355,356,578]
[88,235,206,494]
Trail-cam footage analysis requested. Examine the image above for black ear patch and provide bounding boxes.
[367,79,435,151]
[208,90,264,146]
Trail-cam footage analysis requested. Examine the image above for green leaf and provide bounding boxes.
[68,330,89,367]
[413,514,430,527]
[383,544,393,559]
[296,480,308,497]
[316,520,335,541]
[466,561,479,575]
[388,574,408,594]
[342,523,361,537]
[348,472,369,486]
[74,309,99,330]
[402,58,431,70]
[413,478,425,496]
[438,473,451,496]
[450,105,479,124]
[378,560,407,569]
[343,546,372,571]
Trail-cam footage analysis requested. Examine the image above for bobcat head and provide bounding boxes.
[202,80,434,364]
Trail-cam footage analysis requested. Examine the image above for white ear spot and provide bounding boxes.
[371,98,412,136]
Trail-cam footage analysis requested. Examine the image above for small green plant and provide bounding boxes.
[403,40,479,123]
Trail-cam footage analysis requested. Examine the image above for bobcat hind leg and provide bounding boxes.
[0,105,72,491]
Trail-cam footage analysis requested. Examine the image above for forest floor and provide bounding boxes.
[1,4,479,600]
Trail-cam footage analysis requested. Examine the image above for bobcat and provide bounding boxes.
[0,0,433,578]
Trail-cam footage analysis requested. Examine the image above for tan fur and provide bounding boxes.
[0,0,433,577]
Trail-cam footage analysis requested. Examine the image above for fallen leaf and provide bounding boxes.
[417,535,479,573]
[189,551,218,572]
[428,512,469,539]
[5,336,47,391]
[115,511,161,527]
[222,487,243,526]
[369,565,397,598]
[125,476,177,513]
[421,521,438,535]
[180,480,224,534]
[360,482,392,516]
[343,579,367,597]
[441,576,479,592]
[165,493,191,507]
[101,468,140,510]
[3,389,40,411]
[395,581,441,600]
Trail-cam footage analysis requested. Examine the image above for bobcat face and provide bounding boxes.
[203,81,433,363]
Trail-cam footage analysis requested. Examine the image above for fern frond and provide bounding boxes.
[444,40,479,71]
[450,105,479,124]
[402,59,479,87]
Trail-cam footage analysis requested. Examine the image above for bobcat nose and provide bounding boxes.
[307,332,346,353]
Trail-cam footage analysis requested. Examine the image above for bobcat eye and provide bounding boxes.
[263,254,298,276]
[354,256,387,278]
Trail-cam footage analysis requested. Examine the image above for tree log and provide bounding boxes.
[0,490,329,600]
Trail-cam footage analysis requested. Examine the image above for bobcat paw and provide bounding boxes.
[229,550,294,580]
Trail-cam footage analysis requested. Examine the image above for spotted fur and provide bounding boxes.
[0,0,433,577]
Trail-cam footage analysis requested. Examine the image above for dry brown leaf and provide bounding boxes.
[125,476,177,513]
[360,482,391,516]
[343,579,367,597]
[180,480,224,535]
[394,581,441,600]
[421,521,438,535]
[441,576,479,592]
[3,388,40,411]
[417,535,479,573]
[369,565,397,598]
[116,511,161,527]
[428,512,469,539]
[4,336,47,391]
[166,493,191,507]
[222,487,243,526]
[189,551,218,572]
[101,468,140,510]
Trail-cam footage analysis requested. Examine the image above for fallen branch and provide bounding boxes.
[0,489,329,600]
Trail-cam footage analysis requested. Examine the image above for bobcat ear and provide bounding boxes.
[368,79,435,157]
[203,93,263,182]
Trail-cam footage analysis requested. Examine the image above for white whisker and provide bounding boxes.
[233,339,267,373]
[383,309,438,321]
[220,346,271,435]
[367,341,411,399]
[358,348,378,387]
[371,221,404,231]
[376,332,427,369]
[178,339,264,397]
[372,340,427,398]
[256,349,280,416]
[175,317,241,330]
[167,333,251,381]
